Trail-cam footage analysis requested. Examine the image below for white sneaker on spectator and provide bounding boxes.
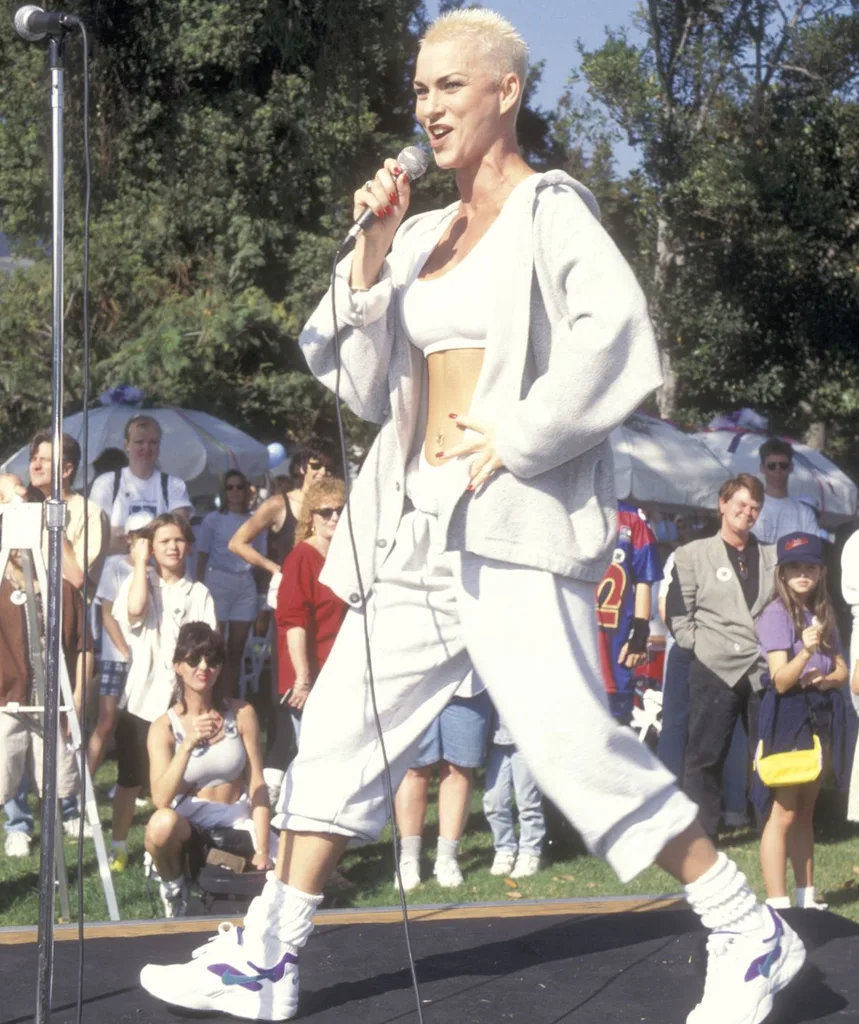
[140,922,301,1021]
[62,817,93,839]
[395,858,421,892]
[510,853,541,879]
[160,879,189,918]
[489,850,517,876]
[687,906,805,1024]
[4,832,32,858]
[434,858,464,888]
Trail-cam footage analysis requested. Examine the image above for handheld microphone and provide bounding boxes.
[14,5,81,42]
[340,146,430,254]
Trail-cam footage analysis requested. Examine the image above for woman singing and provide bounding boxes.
[142,11,806,1022]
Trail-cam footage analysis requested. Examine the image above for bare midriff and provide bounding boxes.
[189,777,244,805]
[424,348,484,464]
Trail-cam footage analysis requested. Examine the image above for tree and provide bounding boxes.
[560,2,859,463]
[0,0,426,456]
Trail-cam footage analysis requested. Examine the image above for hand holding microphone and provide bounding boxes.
[342,146,429,264]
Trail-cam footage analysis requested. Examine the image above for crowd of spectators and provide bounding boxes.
[3,426,859,918]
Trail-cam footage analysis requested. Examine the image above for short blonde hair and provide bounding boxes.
[422,8,528,99]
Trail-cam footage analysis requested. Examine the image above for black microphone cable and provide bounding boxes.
[329,242,426,1024]
[75,19,92,1024]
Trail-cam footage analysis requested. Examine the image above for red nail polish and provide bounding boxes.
[385,205,393,215]
[389,192,397,203]
[401,172,408,183]
[394,165,402,175]
[449,413,458,419]
[435,451,444,458]
[466,483,474,492]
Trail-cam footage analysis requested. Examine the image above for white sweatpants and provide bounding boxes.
[280,464,698,882]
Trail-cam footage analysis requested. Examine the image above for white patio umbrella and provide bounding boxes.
[1,406,269,499]
[693,428,858,526]
[611,413,731,512]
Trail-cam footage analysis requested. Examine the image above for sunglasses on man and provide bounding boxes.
[765,460,791,471]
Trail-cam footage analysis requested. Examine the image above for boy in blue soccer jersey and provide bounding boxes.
[596,502,662,724]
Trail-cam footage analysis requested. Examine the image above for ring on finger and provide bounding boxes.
[363,180,374,191]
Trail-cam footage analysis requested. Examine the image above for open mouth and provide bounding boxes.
[428,125,453,144]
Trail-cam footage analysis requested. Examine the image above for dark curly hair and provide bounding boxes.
[170,622,227,713]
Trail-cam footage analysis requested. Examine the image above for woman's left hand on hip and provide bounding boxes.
[440,414,505,494]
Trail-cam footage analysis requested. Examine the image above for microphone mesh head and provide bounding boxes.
[396,146,430,182]
[14,5,45,42]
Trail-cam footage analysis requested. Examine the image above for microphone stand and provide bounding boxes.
[35,28,70,1024]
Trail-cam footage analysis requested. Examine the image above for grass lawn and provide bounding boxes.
[4,762,859,929]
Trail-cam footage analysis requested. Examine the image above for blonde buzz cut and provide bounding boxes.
[422,8,529,107]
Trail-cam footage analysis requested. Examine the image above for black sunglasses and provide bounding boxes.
[765,461,790,471]
[184,651,224,669]
[313,506,344,520]
[225,483,246,491]
[307,459,327,470]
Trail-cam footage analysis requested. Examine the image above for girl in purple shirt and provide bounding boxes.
[754,532,848,912]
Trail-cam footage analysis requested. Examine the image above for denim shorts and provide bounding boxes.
[412,689,493,769]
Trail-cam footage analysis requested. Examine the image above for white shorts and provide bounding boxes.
[205,567,258,623]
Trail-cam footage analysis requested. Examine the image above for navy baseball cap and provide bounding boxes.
[777,531,825,566]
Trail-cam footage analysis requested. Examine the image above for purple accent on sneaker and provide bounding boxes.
[208,951,299,991]
[744,908,783,982]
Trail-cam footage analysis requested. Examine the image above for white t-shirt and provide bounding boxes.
[751,494,818,544]
[89,467,192,528]
[112,569,216,722]
[659,550,677,664]
[94,554,134,663]
[841,532,859,710]
[196,511,265,574]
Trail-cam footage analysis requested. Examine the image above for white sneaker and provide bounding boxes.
[510,853,542,879]
[4,831,32,858]
[62,818,93,839]
[490,850,517,876]
[687,906,806,1024]
[395,857,421,892]
[159,879,189,919]
[434,857,464,888]
[140,922,300,1020]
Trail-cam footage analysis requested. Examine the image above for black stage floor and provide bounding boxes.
[3,901,858,1023]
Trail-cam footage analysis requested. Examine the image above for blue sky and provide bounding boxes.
[425,0,644,170]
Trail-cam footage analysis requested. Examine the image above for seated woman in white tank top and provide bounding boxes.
[144,622,273,917]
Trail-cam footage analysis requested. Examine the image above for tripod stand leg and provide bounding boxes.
[53,802,71,922]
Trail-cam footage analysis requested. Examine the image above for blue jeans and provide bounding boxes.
[3,774,79,835]
[657,643,692,780]
[482,741,546,856]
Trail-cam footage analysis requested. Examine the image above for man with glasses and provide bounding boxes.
[666,474,776,839]
[752,438,817,544]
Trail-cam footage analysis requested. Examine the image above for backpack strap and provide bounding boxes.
[161,471,169,508]
[112,468,122,507]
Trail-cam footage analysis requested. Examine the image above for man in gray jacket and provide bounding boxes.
[667,474,776,838]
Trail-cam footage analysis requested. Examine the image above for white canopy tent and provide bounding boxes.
[1,406,269,499]
[611,413,731,512]
[693,429,858,527]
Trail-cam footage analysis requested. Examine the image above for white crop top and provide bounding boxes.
[400,208,506,358]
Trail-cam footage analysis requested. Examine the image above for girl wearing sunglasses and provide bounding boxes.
[196,470,264,695]
[145,622,273,917]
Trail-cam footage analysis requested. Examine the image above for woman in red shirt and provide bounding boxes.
[268,477,347,780]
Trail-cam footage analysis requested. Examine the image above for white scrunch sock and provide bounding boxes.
[243,874,324,961]
[400,835,422,862]
[684,853,767,934]
[436,837,460,863]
